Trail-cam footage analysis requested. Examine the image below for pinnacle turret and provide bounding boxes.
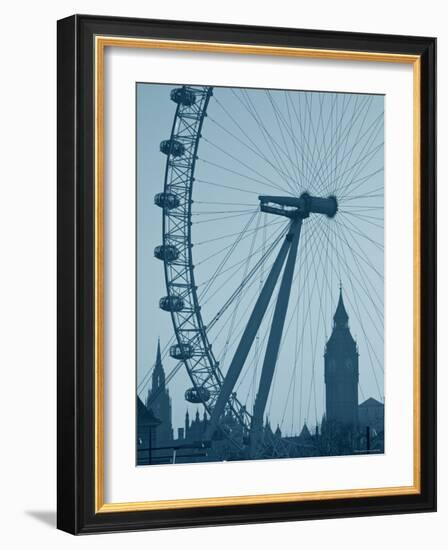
[333,286,349,328]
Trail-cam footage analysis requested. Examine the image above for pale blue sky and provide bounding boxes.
[137,83,384,436]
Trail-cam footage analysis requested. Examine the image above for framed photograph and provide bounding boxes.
[57,14,436,534]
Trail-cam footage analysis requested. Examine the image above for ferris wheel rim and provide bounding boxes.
[154,84,385,454]
[159,85,252,438]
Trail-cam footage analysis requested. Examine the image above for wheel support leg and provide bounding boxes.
[205,220,300,439]
[250,217,303,455]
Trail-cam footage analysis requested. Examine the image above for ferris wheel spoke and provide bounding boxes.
[329,222,384,291]
[199,218,282,304]
[313,219,383,343]
[198,211,258,299]
[297,224,329,429]
[340,179,384,202]
[231,88,296,185]
[193,208,256,215]
[327,94,359,193]
[245,295,279,408]
[219,213,262,368]
[208,113,298,190]
[333,95,373,183]
[324,220,384,327]
[287,92,316,189]
[195,218,284,247]
[192,209,258,226]
[303,92,319,187]
[279,223,314,433]
[324,223,384,378]
[266,90,311,190]
[325,126,383,197]
[302,221,333,427]
[335,121,384,199]
[339,211,383,223]
[137,334,181,394]
[196,178,258,195]
[222,216,320,410]
[234,89,300,191]
[238,88,299,185]
[339,210,383,230]
[333,224,384,331]
[323,259,384,404]
[213,93,300,191]
[266,91,303,188]
[267,90,328,193]
[333,214,383,251]
[309,93,341,194]
[211,231,290,354]
[341,196,384,208]
[198,157,292,196]
[312,94,369,194]
[304,92,340,196]
[195,199,257,207]
[338,168,384,204]
[205,225,289,331]
[270,217,329,428]
[234,271,285,400]
[332,253,384,394]
[330,113,384,195]
[195,229,259,269]
[297,223,312,430]
[341,204,383,211]
[332,95,375,192]
[199,223,286,295]
[202,136,293,195]
[284,91,305,190]
[199,239,270,289]
[314,96,374,194]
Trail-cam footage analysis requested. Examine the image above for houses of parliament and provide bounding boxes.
[137,290,384,465]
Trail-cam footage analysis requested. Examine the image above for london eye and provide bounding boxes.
[140,84,384,460]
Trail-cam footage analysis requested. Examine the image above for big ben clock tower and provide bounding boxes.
[324,287,359,428]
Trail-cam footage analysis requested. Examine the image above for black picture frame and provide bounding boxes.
[57,14,436,534]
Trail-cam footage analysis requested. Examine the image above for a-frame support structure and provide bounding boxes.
[205,193,337,456]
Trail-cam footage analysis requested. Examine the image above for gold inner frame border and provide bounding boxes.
[94,35,421,513]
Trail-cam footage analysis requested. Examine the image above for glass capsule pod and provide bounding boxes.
[154,244,180,263]
[159,139,185,157]
[154,192,180,210]
[170,87,196,106]
[170,343,193,360]
[184,386,211,404]
[159,295,184,312]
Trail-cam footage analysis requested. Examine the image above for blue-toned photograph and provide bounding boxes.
[136,83,384,466]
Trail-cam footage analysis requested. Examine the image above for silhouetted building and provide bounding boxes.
[298,423,312,442]
[358,397,384,433]
[146,339,173,444]
[137,396,151,450]
[179,408,208,442]
[324,288,359,429]
[136,396,162,464]
[136,292,384,465]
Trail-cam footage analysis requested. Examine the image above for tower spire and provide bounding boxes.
[324,287,359,429]
[155,338,162,366]
[333,285,349,328]
[145,337,173,444]
[152,337,165,388]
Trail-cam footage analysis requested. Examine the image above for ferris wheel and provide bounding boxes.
[153,84,384,457]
